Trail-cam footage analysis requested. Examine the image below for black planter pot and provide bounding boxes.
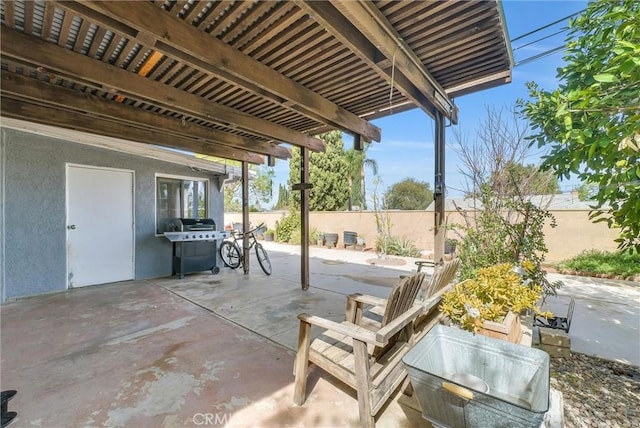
[324,233,339,248]
[343,231,357,247]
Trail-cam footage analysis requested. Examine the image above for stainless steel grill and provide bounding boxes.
[162,218,229,278]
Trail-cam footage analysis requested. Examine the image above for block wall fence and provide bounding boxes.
[224,210,621,263]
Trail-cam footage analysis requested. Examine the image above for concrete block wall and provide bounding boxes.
[225,209,620,263]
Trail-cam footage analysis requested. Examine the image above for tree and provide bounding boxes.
[273,183,290,210]
[451,106,561,296]
[574,182,598,201]
[492,162,561,195]
[383,178,433,210]
[522,0,640,252]
[453,105,559,199]
[344,145,378,210]
[223,165,274,211]
[288,130,350,211]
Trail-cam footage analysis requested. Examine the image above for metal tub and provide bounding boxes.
[403,325,549,428]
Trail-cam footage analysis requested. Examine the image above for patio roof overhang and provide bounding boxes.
[0,0,512,163]
[1,0,513,287]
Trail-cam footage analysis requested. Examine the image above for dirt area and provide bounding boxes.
[366,257,407,266]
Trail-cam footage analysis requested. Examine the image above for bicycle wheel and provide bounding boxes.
[255,243,272,275]
[220,241,241,269]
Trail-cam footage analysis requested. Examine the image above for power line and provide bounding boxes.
[512,28,569,51]
[515,45,566,67]
[510,9,586,43]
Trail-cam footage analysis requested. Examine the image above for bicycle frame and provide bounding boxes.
[219,223,271,275]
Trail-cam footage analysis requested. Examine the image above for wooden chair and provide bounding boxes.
[373,258,460,322]
[293,273,426,428]
[416,258,460,301]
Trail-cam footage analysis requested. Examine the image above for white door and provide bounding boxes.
[67,165,134,287]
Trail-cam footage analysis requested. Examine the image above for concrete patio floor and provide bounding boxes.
[0,250,428,427]
[2,243,638,427]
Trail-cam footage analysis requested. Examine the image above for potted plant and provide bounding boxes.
[445,238,458,254]
[439,263,549,343]
[264,229,275,241]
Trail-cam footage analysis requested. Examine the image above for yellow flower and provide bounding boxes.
[521,259,536,273]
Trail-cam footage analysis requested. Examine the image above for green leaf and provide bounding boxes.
[617,40,638,49]
[593,73,618,82]
[564,115,573,129]
[620,59,635,74]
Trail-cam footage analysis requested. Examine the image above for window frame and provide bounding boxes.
[155,173,209,236]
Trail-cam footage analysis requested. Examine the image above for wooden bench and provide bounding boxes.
[293,273,426,428]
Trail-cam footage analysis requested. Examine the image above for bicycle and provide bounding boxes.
[219,223,272,275]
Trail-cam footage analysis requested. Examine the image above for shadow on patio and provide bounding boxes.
[1,250,429,427]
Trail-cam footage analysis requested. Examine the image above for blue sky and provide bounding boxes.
[268,0,589,207]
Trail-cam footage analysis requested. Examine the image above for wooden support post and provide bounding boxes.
[434,111,446,263]
[242,161,250,274]
[300,147,310,290]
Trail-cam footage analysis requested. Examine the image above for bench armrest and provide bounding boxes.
[347,293,387,307]
[298,313,382,346]
[375,304,424,343]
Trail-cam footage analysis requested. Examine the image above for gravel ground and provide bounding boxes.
[551,353,640,427]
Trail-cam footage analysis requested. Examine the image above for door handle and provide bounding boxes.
[68,224,76,230]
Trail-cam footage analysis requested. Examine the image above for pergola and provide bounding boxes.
[0,0,513,288]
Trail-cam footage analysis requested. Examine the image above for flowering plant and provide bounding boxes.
[439,263,551,332]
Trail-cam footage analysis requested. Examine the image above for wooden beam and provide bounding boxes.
[242,161,250,274]
[445,70,512,98]
[300,147,310,290]
[1,71,290,159]
[1,97,264,164]
[0,26,324,152]
[59,1,381,143]
[300,1,453,120]
[296,1,434,119]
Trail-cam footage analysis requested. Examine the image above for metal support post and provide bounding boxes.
[434,111,446,263]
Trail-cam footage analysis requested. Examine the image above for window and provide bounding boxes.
[156,175,208,234]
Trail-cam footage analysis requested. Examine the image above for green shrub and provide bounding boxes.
[440,263,547,332]
[375,235,421,257]
[454,187,561,299]
[310,228,322,244]
[274,211,300,243]
[557,250,640,277]
[288,229,302,245]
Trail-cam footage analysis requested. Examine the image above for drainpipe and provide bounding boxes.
[434,111,446,263]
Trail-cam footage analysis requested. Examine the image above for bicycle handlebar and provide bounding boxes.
[232,223,266,238]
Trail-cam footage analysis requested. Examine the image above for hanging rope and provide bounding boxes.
[388,48,397,114]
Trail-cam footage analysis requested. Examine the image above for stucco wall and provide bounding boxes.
[225,209,620,263]
[1,128,224,301]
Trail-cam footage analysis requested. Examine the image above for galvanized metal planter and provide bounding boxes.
[403,325,550,428]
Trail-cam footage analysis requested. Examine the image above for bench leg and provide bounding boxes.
[353,340,375,428]
[293,321,311,406]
